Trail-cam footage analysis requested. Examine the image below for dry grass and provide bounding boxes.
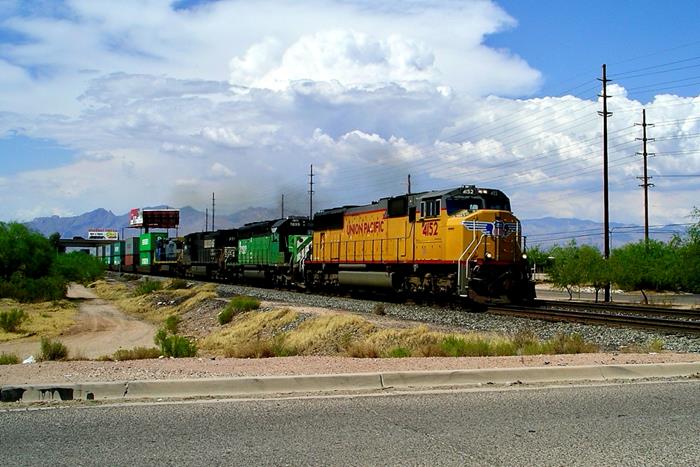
[92,279,217,324]
[201,308,299,354]
[0,298,77,342]
[199,306,601,358]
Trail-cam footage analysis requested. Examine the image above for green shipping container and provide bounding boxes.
[112,256,122,266]
[103,256,111,265]
[139,233,168,252]
[113,241,125,256]
[139,252,152,266]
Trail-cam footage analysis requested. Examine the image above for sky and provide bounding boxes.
[0,0,699,230]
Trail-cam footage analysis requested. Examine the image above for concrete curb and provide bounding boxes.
[2,362,699,403]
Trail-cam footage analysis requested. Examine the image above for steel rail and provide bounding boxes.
[536,299,700,320]
[489,305,700,334]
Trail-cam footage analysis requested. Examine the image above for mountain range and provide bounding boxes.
[23,207,683,249]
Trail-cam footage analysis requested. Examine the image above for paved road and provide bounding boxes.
[1,381,698,466]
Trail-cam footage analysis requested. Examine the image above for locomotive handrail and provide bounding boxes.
[457,227,486,296]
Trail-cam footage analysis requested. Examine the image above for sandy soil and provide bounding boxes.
[0,284,157,360]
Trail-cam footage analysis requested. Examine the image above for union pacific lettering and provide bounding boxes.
[346,219,385,235]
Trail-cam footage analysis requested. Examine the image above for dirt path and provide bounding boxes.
[0,284,157,360]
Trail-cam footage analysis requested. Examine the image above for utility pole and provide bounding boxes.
[205,208,208,232]
[407,174,412,194]
[212,192,215,231]
[281,194,285,218]
[308,164,314,219]
[635,109,654,243]
[598,64,612,302]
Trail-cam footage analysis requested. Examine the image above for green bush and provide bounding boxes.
[218,296,261,325]
[440,336,491,357]
[154,328,197,358]
[387,346,412,358]
[0,352,19,365]
[39,337,68,361]
[0,274,67,302]
[0,308,27,332]
[164,315,180,334]
[50,252,105,284]
[135,279,163,296]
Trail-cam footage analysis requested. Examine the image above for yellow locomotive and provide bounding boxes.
[305,185,535,304]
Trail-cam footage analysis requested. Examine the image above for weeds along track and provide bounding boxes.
[489,304,700,335]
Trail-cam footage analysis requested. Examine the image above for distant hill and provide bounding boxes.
[24,206,290,239]
[24,208,684,248]
[521,217,681,250]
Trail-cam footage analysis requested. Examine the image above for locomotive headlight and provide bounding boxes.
[522,253,528,260]
[485,252,493,259]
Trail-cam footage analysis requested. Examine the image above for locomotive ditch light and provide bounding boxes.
[522,253,527,260]
[485,252,493,259]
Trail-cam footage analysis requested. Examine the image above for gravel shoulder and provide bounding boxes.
[2,353,698,386]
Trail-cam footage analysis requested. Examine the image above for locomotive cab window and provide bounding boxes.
[420,198,441,218]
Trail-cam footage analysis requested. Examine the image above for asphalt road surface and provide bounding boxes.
[2,381,698,466]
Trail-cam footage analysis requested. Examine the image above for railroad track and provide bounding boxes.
[536,299,700,320]
[489,304,700,335]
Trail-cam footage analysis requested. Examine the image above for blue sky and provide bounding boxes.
[0,0,698,226]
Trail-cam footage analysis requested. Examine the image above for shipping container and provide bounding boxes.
[103,255,111,266]
[124,255,135,267]
[124,237,140,255]
[112,255,122,266]
[113,241,125,257]
[139,251,152,266]
[140,232,168,252]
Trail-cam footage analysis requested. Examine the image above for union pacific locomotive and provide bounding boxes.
[101,185,535,306]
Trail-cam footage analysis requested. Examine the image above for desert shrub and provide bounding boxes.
[387,346,411,358]
[0,352,19,365]
[346,341,380,358]
[224,336,296,358]
[39,337,68,361]
[154,328,197,358]
[112,347,161,361]
[217,307,235,325]
[440,336,491,357]
[0,274,67,302]
[167,278,189,290]
[372,303,386,316]
[218,296,261,325]
[164,315,180,334]
[0,308,27,332]
[134,279,162,296]
[546,333,599,354]
[229,295,260,312]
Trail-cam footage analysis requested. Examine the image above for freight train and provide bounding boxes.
[98,186,535,307]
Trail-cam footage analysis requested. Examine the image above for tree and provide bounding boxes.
[0,222,53,280]
[609,240,676,303]
[548,241,609,301]
[48,232,66,254]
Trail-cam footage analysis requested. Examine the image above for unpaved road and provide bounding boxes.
[0,284,156,360]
